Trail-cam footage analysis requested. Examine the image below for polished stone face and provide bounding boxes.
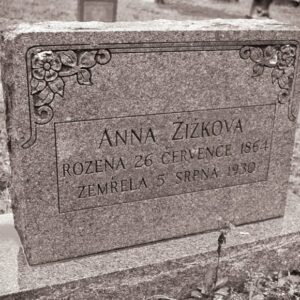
[2,20,300,264]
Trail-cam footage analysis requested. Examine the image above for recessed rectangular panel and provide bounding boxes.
[56,104,275,212]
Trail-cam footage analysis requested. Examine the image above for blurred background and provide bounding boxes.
[0,0,300,26]
[0,0,300,214]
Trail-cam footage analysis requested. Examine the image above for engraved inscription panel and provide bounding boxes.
[55,104,275,212]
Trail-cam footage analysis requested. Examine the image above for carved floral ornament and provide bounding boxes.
[30,49,111,120]
[22,43,298,149]
[22,48,112,148]
[240,44,297,121]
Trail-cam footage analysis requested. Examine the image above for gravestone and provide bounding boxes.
[274,0,300,7]
[78,0,117,22]
[1,20,300,265]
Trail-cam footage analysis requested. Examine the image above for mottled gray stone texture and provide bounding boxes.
[1,20,300,265]
[0,191,300,299]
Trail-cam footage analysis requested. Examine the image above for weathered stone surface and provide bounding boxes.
[0,190,300,299]
[1,20,300,264]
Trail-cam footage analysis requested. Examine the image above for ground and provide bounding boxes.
[0,0,300,214]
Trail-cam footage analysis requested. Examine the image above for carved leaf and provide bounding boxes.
[35,86,55,106]
[31,78,46,94]
[78,51,97,68]
[250,47,264,63]
[264,46,277,59]
[77,69,92,85]
[48,77,65,96]
[289,101,297,121]
[278,74,290,89]
[272,68,283,83]
[278,89,290,104]
[58,51,77,67]
[285,66,295,78]
[286,57,295,67]
[252,64,264,77]
[264,46,277,65]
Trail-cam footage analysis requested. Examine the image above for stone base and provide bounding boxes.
[1,190,300,300]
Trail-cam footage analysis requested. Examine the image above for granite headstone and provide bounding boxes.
[1,20,300,265]
[78,0,117,22]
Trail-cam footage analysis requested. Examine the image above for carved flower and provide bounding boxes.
[240,44,297,108]
[271,45,296,91]
[31,51,65,105]
[277,45,296,69]
[32,51,62,82]
[281,45,296,57]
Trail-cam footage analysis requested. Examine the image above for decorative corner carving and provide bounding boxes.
[240,44,298,122]
[22,48,111,149]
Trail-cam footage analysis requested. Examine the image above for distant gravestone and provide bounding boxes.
[1,20,300,265]
[78,0,117,22]
[274,0,300,6]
